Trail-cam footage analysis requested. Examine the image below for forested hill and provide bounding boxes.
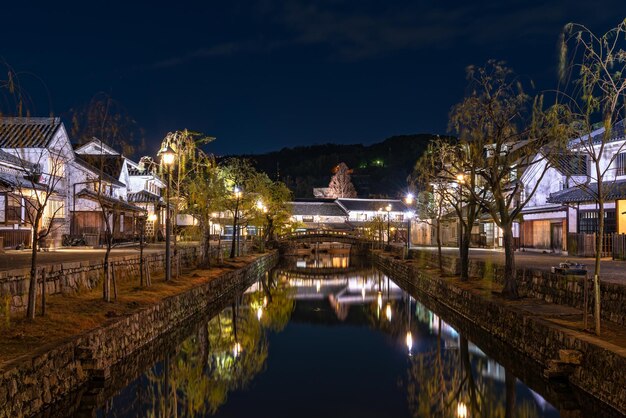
[233,134,441,198]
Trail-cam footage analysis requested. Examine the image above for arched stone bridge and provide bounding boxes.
[277,230,375,245]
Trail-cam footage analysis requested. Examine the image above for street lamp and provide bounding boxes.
[158,145,176,282]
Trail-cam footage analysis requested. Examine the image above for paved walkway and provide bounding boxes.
[0,242,200,271]
[411,246,626,285]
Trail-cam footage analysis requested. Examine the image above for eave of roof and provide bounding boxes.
[73,157,126,187]
[547,180,626,204]
[76,188,145,212]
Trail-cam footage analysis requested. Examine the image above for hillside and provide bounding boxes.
[235,134,440,198]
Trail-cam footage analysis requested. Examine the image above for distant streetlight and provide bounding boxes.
[405,192,414,205]
[158,145,176,282]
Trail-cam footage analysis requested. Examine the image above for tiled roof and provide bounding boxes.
[0,149,35,170]
[336,198,408,212]
[288,201,348,217]
[547,180,626,203]
[128,190,162,203]
[73,156,125,187]
[0,117,61,148]
[0,171,47,191]
[76,188,145,212]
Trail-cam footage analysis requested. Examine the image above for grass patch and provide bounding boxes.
[0,254,263,366]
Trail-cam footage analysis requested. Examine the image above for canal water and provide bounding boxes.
[51,254,608,417]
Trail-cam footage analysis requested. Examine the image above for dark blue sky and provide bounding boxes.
[1,1,623,155]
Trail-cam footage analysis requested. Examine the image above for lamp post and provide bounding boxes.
[385,204,392,245]
[158,145,176,282]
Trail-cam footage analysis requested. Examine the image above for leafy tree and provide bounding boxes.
[327,162,357,198]
[558,19,626,334]
[186,154,226,267]
[159,129,214,274]
[219,158,261,258]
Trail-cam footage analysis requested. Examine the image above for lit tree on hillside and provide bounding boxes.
[327,162,357,198]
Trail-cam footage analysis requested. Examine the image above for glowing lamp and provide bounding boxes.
[158,145,176,166]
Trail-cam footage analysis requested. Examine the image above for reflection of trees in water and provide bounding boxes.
[139,272,295,416]
[404,317,541,418]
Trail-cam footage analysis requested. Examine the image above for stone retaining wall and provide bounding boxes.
[405,248,626,326]
[372,251,626,414]
[0,251,278,418]
[0,246,201,313]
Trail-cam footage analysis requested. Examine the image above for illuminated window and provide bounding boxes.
[48,157,65,177]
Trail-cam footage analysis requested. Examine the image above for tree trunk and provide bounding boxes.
[103,237,112,302]
[594,194,604,336]
[501,223,518,299]
[40,268,46,316]
[230,202,239,259]
[460,335,479,414]
[200,223,211,267]
[26,218,41,320]
[436,220,443,273]
[459,224,471,281]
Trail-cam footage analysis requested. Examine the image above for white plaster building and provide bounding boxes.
[520,122,626,253]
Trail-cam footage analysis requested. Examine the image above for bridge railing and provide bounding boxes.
[277,229,371,241]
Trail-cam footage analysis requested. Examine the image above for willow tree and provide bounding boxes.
[450,61,567,298]
[247,173,292,244]
[186,153,226,267]
[159,130,214,272]
[558,20,626,335]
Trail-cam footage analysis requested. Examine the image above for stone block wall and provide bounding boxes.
[373,251,626,414]
[0,251,278,417]
[0,246,200,313]
[407,249,626,326]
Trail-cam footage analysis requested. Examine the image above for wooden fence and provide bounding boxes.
[567,232,626,259]
[0,229,32,249]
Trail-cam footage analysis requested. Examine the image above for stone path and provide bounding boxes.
[412,246,626,285]
[0,242,203,271]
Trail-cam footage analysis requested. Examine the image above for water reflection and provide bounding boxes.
[85,258,600,417]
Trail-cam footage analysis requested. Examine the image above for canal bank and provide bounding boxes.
[372,250,626,415]
[0,251,278,418]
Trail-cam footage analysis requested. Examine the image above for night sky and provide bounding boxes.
[1,1,624,156]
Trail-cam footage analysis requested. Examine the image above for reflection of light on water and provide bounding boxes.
[316,280,321,292]
[457,401,468,418]
[361,287,365,300]
[405,331,413,355]
[233,342,242,358]
[257,307,263,320]
[385,304,392,321]
[377,292,382,309]
[429,313,459,339]
[263,296,268,307]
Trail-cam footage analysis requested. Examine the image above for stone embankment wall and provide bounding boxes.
[372,251,626,414]
[405,248,626,326]
[0,251,278,418]
[0,246,200,313]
